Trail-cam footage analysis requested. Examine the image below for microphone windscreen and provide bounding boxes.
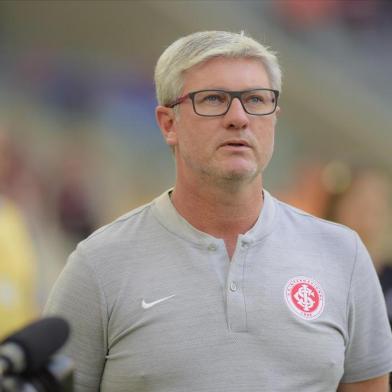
[2,317,70,374]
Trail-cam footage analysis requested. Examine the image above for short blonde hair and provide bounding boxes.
[154,30,282,106]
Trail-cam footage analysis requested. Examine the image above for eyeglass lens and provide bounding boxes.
[193,90,276,116]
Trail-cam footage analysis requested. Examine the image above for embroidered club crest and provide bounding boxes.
[284,276,325,320]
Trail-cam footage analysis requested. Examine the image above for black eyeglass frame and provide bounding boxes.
[166,88,280,117]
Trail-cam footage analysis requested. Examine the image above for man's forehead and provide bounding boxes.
[182,56,270,90]
[186,56,265,72]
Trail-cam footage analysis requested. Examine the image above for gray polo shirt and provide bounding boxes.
[45,190,392,391]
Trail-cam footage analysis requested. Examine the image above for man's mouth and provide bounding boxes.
[220,140,251,148]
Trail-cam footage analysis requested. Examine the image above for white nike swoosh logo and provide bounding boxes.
[141,295,176,309]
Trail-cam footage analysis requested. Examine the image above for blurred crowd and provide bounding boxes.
[269,0,392,104]
[272,0,392,32]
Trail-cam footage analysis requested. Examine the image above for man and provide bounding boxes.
[45,31,392,391]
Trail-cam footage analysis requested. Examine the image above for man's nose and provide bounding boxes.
[222,97,249,129]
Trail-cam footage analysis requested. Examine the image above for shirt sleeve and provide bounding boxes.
[44,245,108,392]
[341,232,392,383]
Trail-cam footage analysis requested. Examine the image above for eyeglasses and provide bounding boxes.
[166,89,279,117]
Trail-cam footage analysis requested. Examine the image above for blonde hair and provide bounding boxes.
[154,30,282,106]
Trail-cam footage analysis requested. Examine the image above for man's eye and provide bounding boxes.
[204,95,224,103]
[247,95,265,104]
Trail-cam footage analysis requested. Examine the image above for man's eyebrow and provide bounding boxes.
[190,86,271,91]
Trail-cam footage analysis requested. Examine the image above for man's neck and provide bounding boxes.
[170,176,264,243]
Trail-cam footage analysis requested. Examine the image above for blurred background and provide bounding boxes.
[0,0,391,338]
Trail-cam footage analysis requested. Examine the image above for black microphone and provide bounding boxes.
[0,317,70,376]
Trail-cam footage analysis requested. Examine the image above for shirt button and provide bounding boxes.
[241,241,250,248]
[229,281,238,292]
[207,243,217,251]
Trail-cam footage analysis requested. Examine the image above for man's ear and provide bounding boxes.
[273,105,281,126]
[155,106,177,147]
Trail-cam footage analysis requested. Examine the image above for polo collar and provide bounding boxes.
[152,188,277,247]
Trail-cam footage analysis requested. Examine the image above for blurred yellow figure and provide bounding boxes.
[0,127,38,339]
[0,196,38,339]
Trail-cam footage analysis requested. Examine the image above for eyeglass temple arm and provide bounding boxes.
[166,94,190,108]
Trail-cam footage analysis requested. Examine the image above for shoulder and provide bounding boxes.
[72,200,160,263]
[86,201,154,242]
[272,196,360,258]
[275,197,356,237]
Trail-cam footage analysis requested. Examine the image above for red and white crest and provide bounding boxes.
[284,276,325,320]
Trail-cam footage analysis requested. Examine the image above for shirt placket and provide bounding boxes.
[226,236,251,333]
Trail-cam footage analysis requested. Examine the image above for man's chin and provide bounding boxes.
[198,162,261,186]
[217,166,260,183]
